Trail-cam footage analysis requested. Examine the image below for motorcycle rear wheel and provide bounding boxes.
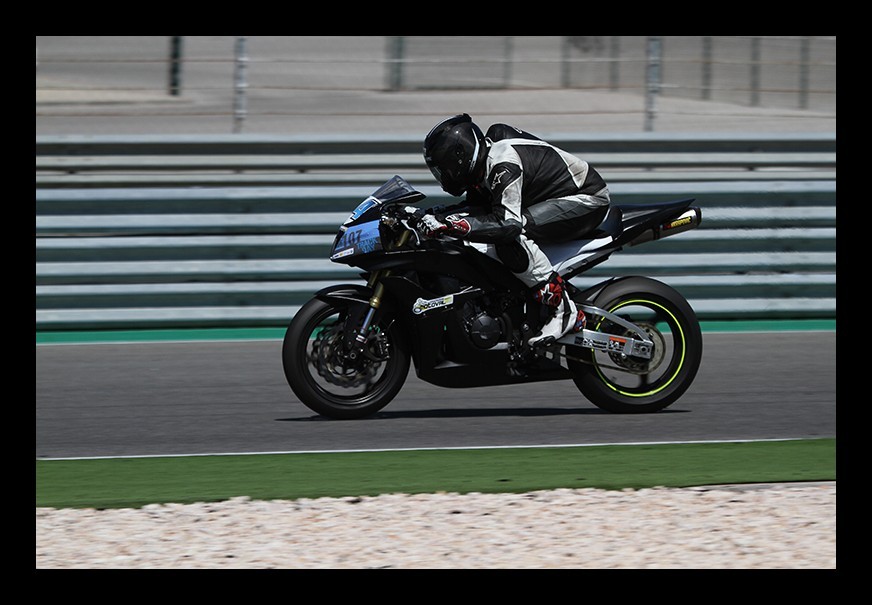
[568,276,702,413]
[282,297,410,419]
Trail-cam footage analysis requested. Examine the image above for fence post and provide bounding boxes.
[502,37,514,88]
[386,36,404,91]
[701,36,712,100]
[609,36,620,91]
[232,37,248,134]
[168,36,183,96]
[799,36,811,109]
[644,36,662,132]
[750,37,761,107]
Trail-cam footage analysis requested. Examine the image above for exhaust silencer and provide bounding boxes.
[628,206,702,247]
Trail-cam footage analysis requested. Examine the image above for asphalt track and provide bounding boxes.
[35,330,836,459]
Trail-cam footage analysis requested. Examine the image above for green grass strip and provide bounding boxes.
[36,439,835,509]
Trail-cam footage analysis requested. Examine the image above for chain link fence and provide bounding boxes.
[559,36,835,110]
[35,36,836,134]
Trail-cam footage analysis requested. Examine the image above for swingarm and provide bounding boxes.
[555,304,655,360]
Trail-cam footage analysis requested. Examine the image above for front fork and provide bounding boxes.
[347,230,412,360]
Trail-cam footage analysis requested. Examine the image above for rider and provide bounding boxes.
[419,114,611,347]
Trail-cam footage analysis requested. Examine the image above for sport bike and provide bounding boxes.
[282,175,703,419]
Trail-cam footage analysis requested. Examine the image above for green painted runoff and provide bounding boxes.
[35,319,835,345]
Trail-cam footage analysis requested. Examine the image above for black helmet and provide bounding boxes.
[423,114,488,196]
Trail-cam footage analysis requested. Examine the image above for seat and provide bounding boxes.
[590,205,623,238]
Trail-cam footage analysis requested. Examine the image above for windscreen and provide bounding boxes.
[370,175,426,205]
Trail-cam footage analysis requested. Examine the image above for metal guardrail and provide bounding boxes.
[35,132,836,188]
[35,134,836,331]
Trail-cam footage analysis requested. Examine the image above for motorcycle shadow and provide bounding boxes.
[280,406,688,421]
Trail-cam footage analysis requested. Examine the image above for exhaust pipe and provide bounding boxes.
[628,207,702,247]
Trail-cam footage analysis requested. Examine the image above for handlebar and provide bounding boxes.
[381,204,426,244]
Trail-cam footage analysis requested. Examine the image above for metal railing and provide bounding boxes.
[35,133,836,331]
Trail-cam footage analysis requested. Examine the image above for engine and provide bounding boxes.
[468,311,505,349]
[422,274,517,350]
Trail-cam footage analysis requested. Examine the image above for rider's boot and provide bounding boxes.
[528,272,578,348]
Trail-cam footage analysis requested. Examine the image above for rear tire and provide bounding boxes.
[568,277,702,413]
[282,297,410,419]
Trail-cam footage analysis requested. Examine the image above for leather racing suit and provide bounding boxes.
[434,123,611,289]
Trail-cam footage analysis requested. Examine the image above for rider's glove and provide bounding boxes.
[420,213,471,239]
[419,214,449,238]
[400,206,426,231]
[402,206,470,239]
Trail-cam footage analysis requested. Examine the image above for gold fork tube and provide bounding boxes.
[366,229,411,308]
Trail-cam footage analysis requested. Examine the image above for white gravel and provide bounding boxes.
[35,483,836,569]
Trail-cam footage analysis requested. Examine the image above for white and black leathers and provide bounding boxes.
[436,124,610,287]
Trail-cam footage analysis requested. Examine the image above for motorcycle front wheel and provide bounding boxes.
[282,297,410,419]
[568,276,702,413]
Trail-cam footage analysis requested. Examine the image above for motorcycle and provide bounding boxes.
[282,175,703,419]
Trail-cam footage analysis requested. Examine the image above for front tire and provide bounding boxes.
[568,277,702,413]
[282,297,410,419]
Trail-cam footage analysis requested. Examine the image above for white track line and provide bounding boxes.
[36,437,824,461]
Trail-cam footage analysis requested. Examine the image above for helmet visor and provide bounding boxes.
[427,163,443,184]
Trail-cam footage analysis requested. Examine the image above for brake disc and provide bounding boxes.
[608,321,665,373]
[309,323,380,388]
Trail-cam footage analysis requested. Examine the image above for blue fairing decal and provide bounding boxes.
[331,220,382,259]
